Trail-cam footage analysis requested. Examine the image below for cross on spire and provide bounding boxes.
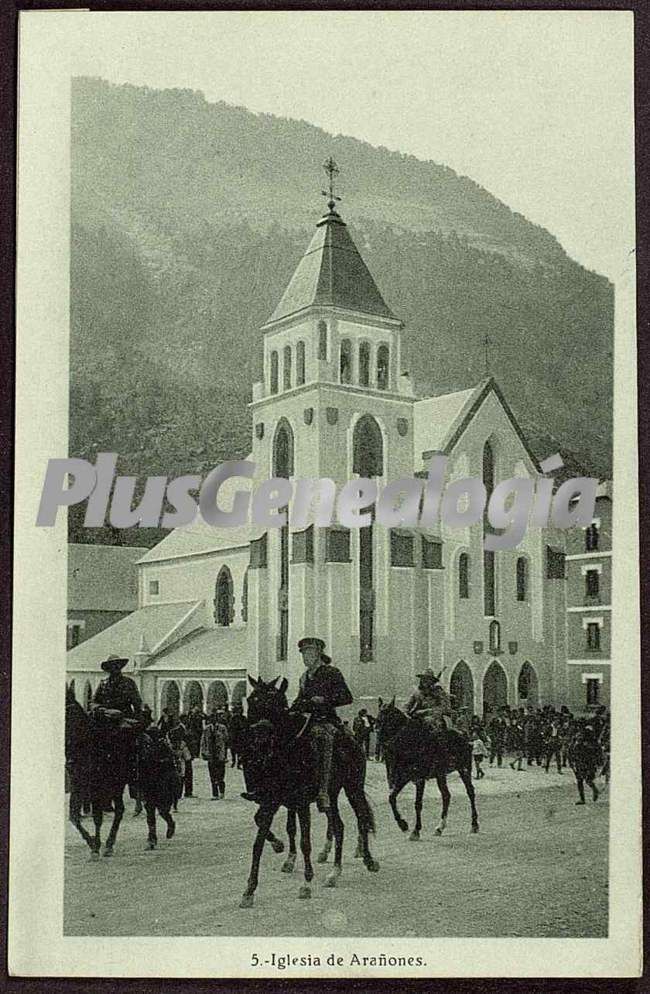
[322,156,342,212]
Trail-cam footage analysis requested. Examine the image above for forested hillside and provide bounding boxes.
[70,77,612,545]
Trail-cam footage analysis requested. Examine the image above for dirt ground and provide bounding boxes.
[64,758,608,937]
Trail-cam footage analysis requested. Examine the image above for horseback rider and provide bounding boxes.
[406,668,452,734]
[91,655,143,722]
[291,637,353,812]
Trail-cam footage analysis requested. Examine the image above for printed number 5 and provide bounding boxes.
[251,954,260,967]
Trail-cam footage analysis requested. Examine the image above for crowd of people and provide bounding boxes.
[152,701,249,803]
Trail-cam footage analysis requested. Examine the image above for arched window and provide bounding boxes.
[489,619,501,654]
[458,552,470,599]
[214,566,234,626]
[352,415,383,663]
[318,320,328,361]
[296,341,306,386]
[270,350,279,394]
[377,344,389,390]
[273,420,295,661]
[516,557,528,601]
[358,342,370,386]
[352,414,384,478]
[339,339,352,384]
[483,439,496,616]
[283,344,292,390]
[272,419,294,479]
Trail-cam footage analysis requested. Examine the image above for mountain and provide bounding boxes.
[69,76,613,546]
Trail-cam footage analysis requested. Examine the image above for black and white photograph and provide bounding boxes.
[10,8,641,979]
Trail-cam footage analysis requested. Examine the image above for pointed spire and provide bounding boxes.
[263,160,398,327]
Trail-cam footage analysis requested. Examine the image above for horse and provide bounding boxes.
[376,698,479,839]
[65,688,142,858]
[238,675,378,908]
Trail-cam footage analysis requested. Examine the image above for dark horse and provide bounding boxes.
[65,688,142,858]
[376,699,479,839]
[239,676,378,908]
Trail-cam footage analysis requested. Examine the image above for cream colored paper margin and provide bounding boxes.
[10,9,641,978]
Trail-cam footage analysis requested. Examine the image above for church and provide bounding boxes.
[67,179,609,720]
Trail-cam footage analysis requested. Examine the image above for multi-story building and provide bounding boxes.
[66,194,605,720]
[564,482,612,710]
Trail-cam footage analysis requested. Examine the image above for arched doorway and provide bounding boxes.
[518,661,539,707]
[161,680,181,717]
[83,680,93,711]
[232,680,247,709]
[214,565,234,626]
[206,680,229,715]
[450,660,474,714]
[183,680,204,714]
[483,661,508,716]
[273,419,294,662]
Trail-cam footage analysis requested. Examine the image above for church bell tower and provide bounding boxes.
[247,160,417,703]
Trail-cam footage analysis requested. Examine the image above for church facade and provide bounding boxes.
[66,196,608,720]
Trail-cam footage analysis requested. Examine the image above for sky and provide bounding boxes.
[65,10,634,281]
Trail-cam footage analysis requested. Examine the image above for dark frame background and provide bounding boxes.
[0,1,646,991]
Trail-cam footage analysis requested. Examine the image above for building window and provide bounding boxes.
[214,566,234,626]
[422,538,443,570]
[339,339,352,384]
[325,528,351,563]
[585,522,599,551]
[67,620,85,649]
[586,622,601,651]
[546,546,566,579]
[149,579,160,596]
[283,345,292,390]
[296,341,306,385]
[377,345,389,390]
[390,531,414,567]
[352,414,384,477]
[489,619,501,654]
[585,569,600,598]
[516,557,528,602]
[484,551,496,616]
[359,342,370,386]
[458,552,470,598]
[291,525,314,564]
[270,350,279,394]
[586,678,600,706]
[318,320,328,361]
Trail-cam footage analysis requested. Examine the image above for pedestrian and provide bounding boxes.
[200,710,229,799]
[167,716,191,811]
[471,733,489,779]
[509,721,526,771]
[353,709,372,758]
[544,719,563,774]
[488,713,506,767]
[183,704,205,797]
[569,721,602,805]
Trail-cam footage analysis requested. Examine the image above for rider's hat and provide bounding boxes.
[416,667,439,684]
[298,637,325,653]
[100,654,129,673]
